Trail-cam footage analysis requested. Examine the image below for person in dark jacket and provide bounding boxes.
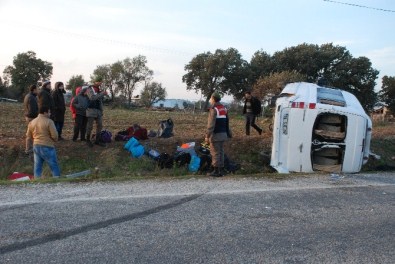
[86,80,107,147]
[204,92,232,177]
[38,80,54,117]
[72,86,89,141]
[51,82,66,140]
[243,91,262,136]
[23,84,38,154]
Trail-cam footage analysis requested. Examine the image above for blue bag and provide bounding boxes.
[188,155,201,172]
[124,137,139,150]
[130,144,145,158]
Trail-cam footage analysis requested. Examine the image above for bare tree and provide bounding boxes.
[119,55,153,107]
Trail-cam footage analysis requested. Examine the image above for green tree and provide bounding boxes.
[66,75,85,96]
[140,81,167,107]
[270,43,378,110]
[183,48,249,108]
[379,75,395,114]
[92,61,123,101]
[253,71,306,99]
[328,56,378,110]
[272,43,322,81]
[1,70,12,97]
[3,51,52,99]
[249,50,272,85]
[119,55,153,107]
[0,77,5,96]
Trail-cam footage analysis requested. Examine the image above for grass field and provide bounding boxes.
[1,102,394,182]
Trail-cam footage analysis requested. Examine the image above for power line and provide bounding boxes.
[0,19,196,57]
[323,0,395,12]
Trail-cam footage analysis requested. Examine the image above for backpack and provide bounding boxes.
[224,154,241,173]
[174,152,191,167]
[198,154,212,173]
[147,130,157,137]
[133,127,148,140]
[115,133,130,141]
[99,130,112,143]
[158,118,174,138]
[148,149,160,160]
[126,125,148,140]
[157,153,174,169]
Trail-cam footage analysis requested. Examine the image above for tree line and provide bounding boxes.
[66,56,167,108]
[1,43,395,112]
[183,43,381,110]
[1,52,166,107]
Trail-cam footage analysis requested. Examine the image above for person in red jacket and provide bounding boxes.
[69,86,81,120]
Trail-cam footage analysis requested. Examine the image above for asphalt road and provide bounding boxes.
[0,173,394,264]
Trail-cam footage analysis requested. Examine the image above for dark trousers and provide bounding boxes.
[54,121,64,137]
[73,115,88,141]
[86,116,103,142]
[245,113,262,135]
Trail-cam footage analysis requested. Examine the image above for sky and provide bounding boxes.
[0,0,394,101]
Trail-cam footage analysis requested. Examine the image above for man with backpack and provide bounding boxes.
[204,92,232,177]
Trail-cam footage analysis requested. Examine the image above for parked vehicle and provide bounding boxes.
[270,82,373,173]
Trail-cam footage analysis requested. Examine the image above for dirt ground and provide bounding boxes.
[1,102,394,179]
[0,102,274,179]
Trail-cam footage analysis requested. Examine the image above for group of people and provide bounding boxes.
[23,79,107,179]
[70,81,107,147]
[24,81,64,152]
[23,80,262,179]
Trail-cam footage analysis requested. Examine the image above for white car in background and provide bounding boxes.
[270,82,374,173]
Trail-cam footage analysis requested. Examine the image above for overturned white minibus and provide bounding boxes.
[270,82,372,173]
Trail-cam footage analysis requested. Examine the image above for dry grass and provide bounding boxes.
[1,102,394,181]
[0,103,273,180]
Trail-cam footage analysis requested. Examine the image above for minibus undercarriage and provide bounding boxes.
[311,113,347,172]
